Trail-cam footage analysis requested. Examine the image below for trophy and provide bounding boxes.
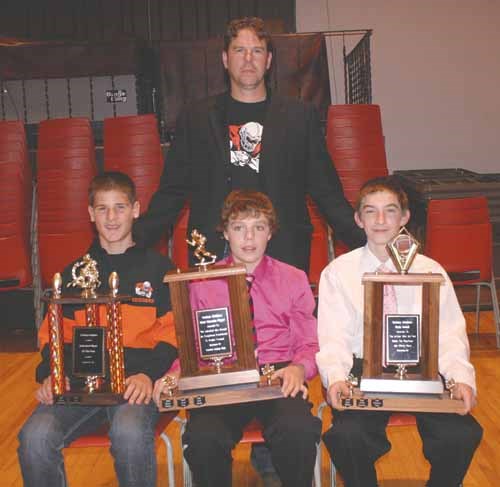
[158,230,282,411]
[45,255,129,405]
[340,229,465,413]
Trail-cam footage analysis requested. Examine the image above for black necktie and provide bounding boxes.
[246,276,258,352]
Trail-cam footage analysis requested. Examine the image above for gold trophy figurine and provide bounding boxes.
[186,229,217,268]
[261,364,275,386]
[67,254,101,298]
[386,226,420,274]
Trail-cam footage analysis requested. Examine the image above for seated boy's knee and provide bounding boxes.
[470,419,484,447]
[183,427,231,454]
[268,414,321,446]
[18,415,62,456]
[109,403,156,439]
[445,416,483,449]
[322,417,365,449]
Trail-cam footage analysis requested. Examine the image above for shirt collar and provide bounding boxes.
[220,254,269,279]
[362,244,396,272]
[89,238,141,257]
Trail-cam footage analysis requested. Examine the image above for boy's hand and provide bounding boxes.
[152,370,181,407]
[327,381,351,410]
[272,364,307,399]
[35,376,70,405]
[452,383,476,414]
[124,373,153,405]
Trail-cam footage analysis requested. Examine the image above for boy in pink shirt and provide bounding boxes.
[170,189,321,487]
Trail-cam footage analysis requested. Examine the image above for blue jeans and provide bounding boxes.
[17,402,159,487]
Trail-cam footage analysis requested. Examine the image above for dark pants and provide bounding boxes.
[323,409,483,487]
[183,395,321,487]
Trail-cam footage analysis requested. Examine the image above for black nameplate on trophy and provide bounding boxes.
[385,314,420,364]
[342,397,354,407]
[72,327,106,377]
[177,397,190,407]
[196,307,233,359]
[162,398,175,409]
[194,395,206,406]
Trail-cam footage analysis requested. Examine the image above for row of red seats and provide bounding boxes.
[2,114,498,346]
[36,114,166,287]
[1,107,388,295]
[0,121,32,290]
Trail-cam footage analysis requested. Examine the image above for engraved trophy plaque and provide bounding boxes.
[340,229,465,413]
[45,255,129,405]
[158,230,282,411]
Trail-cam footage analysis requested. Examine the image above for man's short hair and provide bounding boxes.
[218,190,278,234]
[355,176,409,213]
[88,171,137,206]
[223,17,274,55]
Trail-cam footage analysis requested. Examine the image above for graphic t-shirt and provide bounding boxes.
[227,96,268,191]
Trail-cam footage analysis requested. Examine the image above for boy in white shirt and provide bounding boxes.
[316,176,482,487]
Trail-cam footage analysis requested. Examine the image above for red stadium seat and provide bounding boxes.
[37,117,96,287]
[326,105,388,258]
[103,114,168,255]
[425,197,500,346]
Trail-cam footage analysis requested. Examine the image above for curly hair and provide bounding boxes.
[217,190,278,235]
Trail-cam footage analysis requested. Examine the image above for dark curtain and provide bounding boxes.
[158,33,331,131]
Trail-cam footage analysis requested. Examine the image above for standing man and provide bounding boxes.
[135,16,365,272]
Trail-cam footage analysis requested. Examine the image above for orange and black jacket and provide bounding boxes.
[36,240,178,384]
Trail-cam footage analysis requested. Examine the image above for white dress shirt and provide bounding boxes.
[316,245,476,392]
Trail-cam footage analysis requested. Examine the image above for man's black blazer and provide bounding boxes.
[135,92,365,271]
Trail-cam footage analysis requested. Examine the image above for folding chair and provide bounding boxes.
[180,417,322,487]
[316,401,416,487]
[65,413,181,487]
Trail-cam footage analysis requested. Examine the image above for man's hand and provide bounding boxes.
[152,370,181,407]
[327,381,351,410]
[452,382,476,414]
[271,364,308,399]
[124,373,153,405]
[35,376,70,405]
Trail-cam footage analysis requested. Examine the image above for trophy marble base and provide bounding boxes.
[54,391,125,406]
[340,388,465,414]
[360,377,444,394]
[179,369,260,391]
[158,376,283,411]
